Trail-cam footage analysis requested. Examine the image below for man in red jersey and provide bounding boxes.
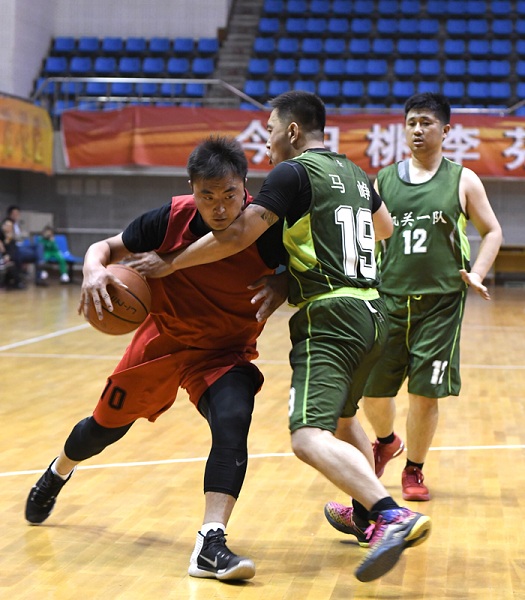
[25,136,287,582]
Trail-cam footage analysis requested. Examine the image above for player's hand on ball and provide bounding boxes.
[79,264,127,320]
[123,252,174,278]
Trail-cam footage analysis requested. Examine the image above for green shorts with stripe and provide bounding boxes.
[364,291,467,399]
[288,295,389,433]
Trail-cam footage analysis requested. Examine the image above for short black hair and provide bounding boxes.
[270,90,326,133]
[404,93,451,125]
[6,205,20,216]
[187,136,248,183]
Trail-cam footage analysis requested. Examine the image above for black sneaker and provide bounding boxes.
[188,529,255,580]
[25,459,74,525]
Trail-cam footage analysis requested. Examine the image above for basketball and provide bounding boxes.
[86,263,152,335]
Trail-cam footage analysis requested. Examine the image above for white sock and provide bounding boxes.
[50,458,74,481]
[200,522,226,536]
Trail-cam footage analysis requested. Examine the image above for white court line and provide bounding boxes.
[3,445,525,478]
[0,324,90,352]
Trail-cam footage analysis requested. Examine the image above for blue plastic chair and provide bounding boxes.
[377,19,399,34]
[324,59,346,78]
[345,58,367,76]
[254,37,276,55]
[259,18,280,35]
[491,1,512,15]
[418,39,440,55]
[298,58,320,77]
[94,57,117,75]
[419,59,440,77]
[166,57,190,76]
[491,40,512,56]
[443,39,466,56]
[318,80,341,100]
[467,59,489,78]
[489,82,511,101]
[367,59,388,77]
[328,18,350,35]
[61,81,85,95]
[332,0,352,15]
[53,37,76,54]
[417,81,440,93]
[351,19,372,35]
[86,82,107,96]
[392,81,415,99]
[135,82,158,96]
[489,60,511,78]
[310,0,331,14]
[111,82,134,96]
[118,57,141,75]
[142,57,165,76]
[244,80,266,98]
[442,81,465,99]
[342,81,365,99]
[268,80,292,96]
[197,38,219,55]
[285,18,307,35]
[368,81,390,100]
[263,0,284,14]
[378,0,398,14]
[287,0,308,13]
[185,83,205,97]
[149,37,171,54]
[302,38,324,55]
[467,19,488,36]
[324,38,346,55]
[191,57,214,76]
[394,59,416,78]
[349,39,371,55]
[44,56,68,75]
[173,38,194,55]
[492,19,512,36]
[160,82,184,97]
[274,58,296,77]
[101,37,123,54]
[69,56,92,75]
[372,39,394,55]
[444,59,467,78]
[397,39,418,56]
[294,81,316,93]
[78,37,99,54]
[248,58,270,77]
[125,37,147,54]
[277,38,300,55]
[306,18,327,35]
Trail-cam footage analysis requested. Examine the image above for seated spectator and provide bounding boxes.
[0,218,25,289]
[40,225,70,283]
[6,205,47,286]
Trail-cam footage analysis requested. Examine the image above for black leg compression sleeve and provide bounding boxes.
[64,416,134,462]
[198,366,257,499]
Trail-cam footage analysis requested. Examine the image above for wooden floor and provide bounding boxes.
[1,280,524,600]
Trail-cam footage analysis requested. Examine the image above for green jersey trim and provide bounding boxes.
[292,286,379,309]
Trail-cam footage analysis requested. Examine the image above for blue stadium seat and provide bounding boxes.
[444,59,467,78]
[306,18,327,35]
[491,40,512,56]
[191,57,215,76]
[160,82,184,97]
[302,38,323,55]
[287,0,308,13]
[491,1,512,15]
[61,81,85,95]
[53,37,76,54]
[392,81,415,99]
[443,39,466,56]
[244,80,266,98]
[342,81,365,99]
[516,60,525,77]
[262,0,284,14]
[418,39,439,55]
[377,0,398,15]
[125,37,147,54]
[86,81,108,96]
[367,59,388,77]
[294,80,316,93]
[197,38,219,55]
[345,58,367,76]
[417,81,440,93]
[328,18,350,35]
[332,0,352,15]
[446,20,467,36]
[185,83,205,97]
[467,59,489,78]
[111,82,134,96]
[274,58,296,77]
[277,38,300,55]
[285,18,307,35]
[468,39,490,56]
[367,81,390,99]
[173,37,194,55]
[397,39,418,56]
[101,37,123,54]
[349,38,371,55]
[248,58,270,76]
[259,18,280,35]
[394,58,416,77]
[78,37,99,54]
[467,81,490,101]
[69,56,92,75]
[419,59,440,77]
[268,80,291,96]
[492,19,513,37]
[467,19,488,36]
[446,0,468,14]
[94,56,117,75]
[442,81,465,100]
[318,80,341,100]
[466,0,486,14]
[426,0,442,14]
[254,37,276,55]
[324,38,346,55]
[351,19,372,35]
[118,57,141,75]
[518,0,525,14]
[516,41,525,57]
[354,0,375,14]
[311,0,331,14]
[377,19,399,35]
[418,19,440,35]
[149,37,171,54]
[298,58,321,77]
[52,99,75,116]
[489,82,511,101]
[44,56,68,75]
[142,57,165,76]
[372,39,394,55]
[401,0,421,11]
[135,82,158,96]
[517,20,525,35]
[166,57,190,76]
[489,60,511,78]
[324,58,346,77]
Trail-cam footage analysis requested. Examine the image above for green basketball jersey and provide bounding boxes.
[376,157,470,295]
[283,150,380,307]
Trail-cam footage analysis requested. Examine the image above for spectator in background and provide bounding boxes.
[6,205,47,286]
[0,218,25,289]
[40,225,70,283]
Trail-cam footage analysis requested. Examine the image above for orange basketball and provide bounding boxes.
[86,263,152,335]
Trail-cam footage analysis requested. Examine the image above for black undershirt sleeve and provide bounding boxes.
[121,203,171,253]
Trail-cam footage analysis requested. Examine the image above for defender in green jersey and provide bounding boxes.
[163,91,432,582]
[329,93,502,506]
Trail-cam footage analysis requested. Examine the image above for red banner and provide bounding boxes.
[61,105,525,178]
[0,96,53,175]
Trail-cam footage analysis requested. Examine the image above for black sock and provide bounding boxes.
[351,499,369,524]
[369,497,400,522]
[377,433,395,445]
[406,459,424,470]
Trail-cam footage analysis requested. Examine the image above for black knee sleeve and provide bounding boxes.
[64,416,133,461]
[199,366,256,499]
